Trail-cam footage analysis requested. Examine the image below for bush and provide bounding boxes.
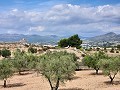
[58,34,82,48]
[28,47,37,53]
[1,49,11,58]
[110,48,114,53]
[116,51,119,53]
[96,47,100,51]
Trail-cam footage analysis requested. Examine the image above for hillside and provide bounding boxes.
[0,34,62,44]
[88,32,120,42]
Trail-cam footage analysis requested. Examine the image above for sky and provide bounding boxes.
[0,0,120,37]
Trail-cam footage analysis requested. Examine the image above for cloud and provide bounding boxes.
[0,4,120,36]
[29,26,45,31]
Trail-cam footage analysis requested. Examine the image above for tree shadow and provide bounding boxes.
[18,72,33,76]
[89,72,103,75]
[104,81,120,85]
[70,76,81,80]
[1,83,26,88]
[59,88,84,90]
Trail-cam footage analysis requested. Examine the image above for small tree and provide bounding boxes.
[0,59,14,87]
[98,57,120,83]
[58,34,82,48]
[1,49,11,58]
[28,47,37,53]
[83,51,107,74]
[110,48,114,53]
[13,49,28,75]
[68,34,82,48]
[117,45,120,50]
[36,51,77,90]
[13,49,38,74]
[58,38,69,47]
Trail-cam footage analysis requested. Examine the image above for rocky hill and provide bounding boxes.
[0,34,62,45]
[88,32,120,42]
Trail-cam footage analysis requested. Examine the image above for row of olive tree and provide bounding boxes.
[83,51,120,83]
[0,49,77,90]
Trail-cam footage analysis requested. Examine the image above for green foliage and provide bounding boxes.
[98,57,120,83]
[68,34,82,48]
[36,51,77,90]
[58,38,69,47]
[1,49,11,58]
[24,53,38,70]
[0,59,14,87]
[13,49,28,74]
[13,49,38,75]
[28,47,37,53]
[117,45,120,50]
[58,34,82,48]
[83,51,107,74]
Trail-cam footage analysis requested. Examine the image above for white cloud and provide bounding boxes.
[29,26,45,31]
[0,4,120,36]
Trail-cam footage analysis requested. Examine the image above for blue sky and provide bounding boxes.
[0,0,120,36]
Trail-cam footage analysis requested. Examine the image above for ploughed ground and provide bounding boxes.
[0,70,120,90]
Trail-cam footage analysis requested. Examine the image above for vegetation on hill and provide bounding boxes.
[58,34,82,49]
[1,49,11,58]
[28,47,37,53]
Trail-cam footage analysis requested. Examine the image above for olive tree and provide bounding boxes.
[83,51,107,74]
[0,59,14,87]
[13,49,28,75]
[23,52,38,70]
[36,51,77,90]
[13,49,38,75]
[98,56,120,83]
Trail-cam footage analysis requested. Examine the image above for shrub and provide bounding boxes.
[110,48,114,53]
[28,47,37,53]
[116,51,119,53]
[1,49,11,58]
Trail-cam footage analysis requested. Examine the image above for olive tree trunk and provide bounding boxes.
[4,79,7,88]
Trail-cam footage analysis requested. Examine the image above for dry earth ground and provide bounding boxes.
[0,70,120,90]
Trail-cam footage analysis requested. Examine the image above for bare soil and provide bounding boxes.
[0,70,120,90]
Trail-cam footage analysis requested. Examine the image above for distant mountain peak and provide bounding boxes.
[88,32,120,42]
[105,32,116,36]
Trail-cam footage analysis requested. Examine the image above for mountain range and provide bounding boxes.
[0,32,120,44]
[0,34,62,45]
[88,32,120,42]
